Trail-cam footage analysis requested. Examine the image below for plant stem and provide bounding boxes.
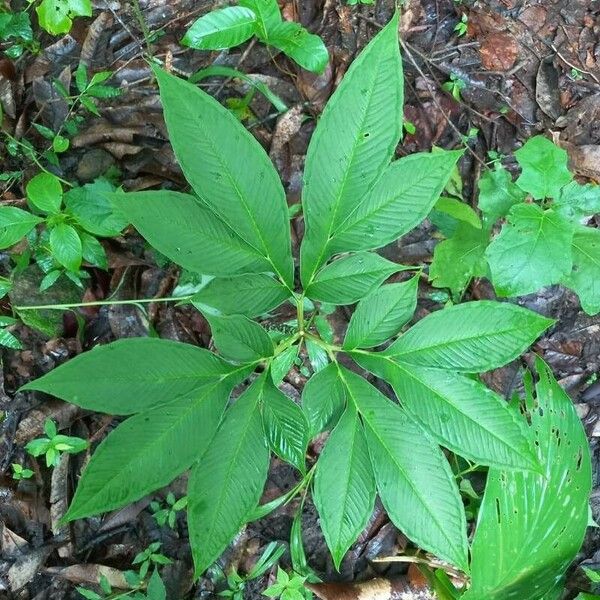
[14,295,194,312]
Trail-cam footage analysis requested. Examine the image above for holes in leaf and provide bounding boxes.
[576,448,583,471]
[363,132,371,139]
[495,498,501,523]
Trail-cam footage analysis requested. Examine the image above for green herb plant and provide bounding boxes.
[263,568,308,600]
[150,492,187,529]
[454,13,468,37]
[182,0,328,74]
[430,135,600,315]
[36,0,92,35]
[11,462,34,480]
[0,8,37,58]
[442,73,467,101]
[22,16,592,599]
[25,418,87,467]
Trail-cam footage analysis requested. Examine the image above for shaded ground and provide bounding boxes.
[1,0,600,598]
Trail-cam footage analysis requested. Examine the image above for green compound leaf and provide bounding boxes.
[267,21,328,74]
[36,0,91,35]
[153,68,294,288]
[21,338,239,414]
[262,379,309,472]
[182,7,257,49]
[239,0,280,40]
[465,359,592,600]
[314,405,376,570]
[563,226,600,316]
[477,164,527,226]
[300,15,402,284]
[191,274,289,318]
[305,252,407,304]
[49,223,82,272]
[554,181,600,220]
[0,207,43,249]
[188,375,270,577]
[113,191,270,276]
[64,379,234,521]
[204,313,274,363]
[486,204,574,297]
[329,150,463,255]
[429,223,488,298]
[339,367,469,572]
[357,355,539,471]
[26,173,62,214]
[384,301,553,373]
[301,362,346,436]
[343,276,418,349]
[514,136,572,200]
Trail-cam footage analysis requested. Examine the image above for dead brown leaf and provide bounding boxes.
[306,578,434,600]
[480,33,519,71]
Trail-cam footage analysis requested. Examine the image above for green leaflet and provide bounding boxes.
[36,0,91,35]
[21,338,238,414]
[477,164,526,226]
[153,68,294,288]
[300,15,403,284]
[191,274,290,318]
[515,136,572,199]
[356,355,539,471]
[181,7,257,49]
[343,276,418,349]
[338,367,469,572]
[267,21,328,74]
[329,150,463,255]
[301,362,346,436]
[64,379,233,520]
[563,226,600,316]
[26,172,62,214]
[465,359,591,600]
[384,301,553,372]
[429,223,488,298]
[188,374,270,577]
[49,223,82,272]
[204,313,274,362]
[486,204,574,297]
[313,405,375,569]
[0,206,43,248]
[113,191,270,276]
[305,252,407,304]
[80,232,108,270]
[262,378,309,472]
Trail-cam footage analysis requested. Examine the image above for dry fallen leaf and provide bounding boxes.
[479,33,519,71]
[305,577,434,600]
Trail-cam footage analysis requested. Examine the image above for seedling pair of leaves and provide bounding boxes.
[431,135,600,315]
[0,175,126,290]
[182,0,328,74]
[36,0,92,36]
[25,418,87,467]
[24,16,591,599]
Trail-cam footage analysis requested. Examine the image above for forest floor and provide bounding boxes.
[1,0,600,598]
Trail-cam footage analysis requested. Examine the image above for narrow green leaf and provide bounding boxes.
[262,379,309,471]
[21,338,238,414]
[514,136,572,199]
[182,7,257,50]
[191,274,289,318]
[271,344,298,385]
[314,405,375,569]
[49,223,82,272]
[359,355,539,471]
[328,150,463,257]
[433,196,481,229]
[188,375,270,576]
[465,359,592,600]
[339,367,469,572]
[563,226,600,316]
[239,0,280,40]
[204,313,274,362]
[267,21,328,74]
[486,204,574,297]
[26,172,62,214]
[343,276,418,349]
[64,380,233,520]
[306,252,405,304]
[0,207,43,248]
[153,68,294,288]
[301,362,346,436]
[300,15,402,284]
[113,191,270,276]
[384,301,553,372]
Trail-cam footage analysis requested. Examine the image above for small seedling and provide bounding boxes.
[442,73,467,101]
[132,542,172,580]
[454,13,468,37]
[182,0,328,74]
[25,419,87,468]
[263,568,308,600]
[77,566,167,600]
[11,463,33,480]
[150,493,187,528]
[570,67,584,80]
